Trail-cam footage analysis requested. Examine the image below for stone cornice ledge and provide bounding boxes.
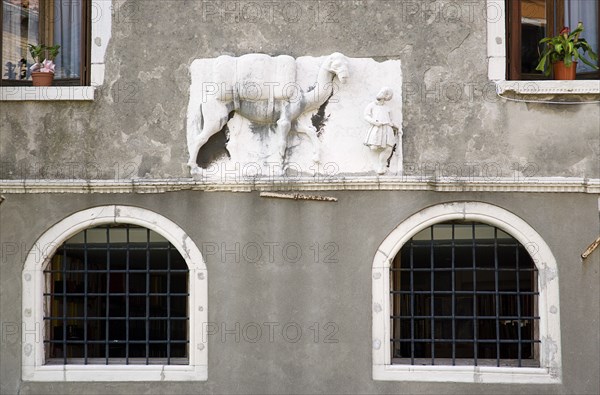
[0,177,598,194]
[495,80,600,95]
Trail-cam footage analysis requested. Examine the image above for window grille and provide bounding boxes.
[390,221,539,367]
[43,224,189,365]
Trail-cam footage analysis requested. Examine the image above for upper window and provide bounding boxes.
[1,0,90,86]
[390,221,539,367]
[44,225,189,365]
[507,0,600,79]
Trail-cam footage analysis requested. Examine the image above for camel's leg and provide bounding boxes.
[187,99,231,176]
[294,119,320,163]
[275,106,293,174]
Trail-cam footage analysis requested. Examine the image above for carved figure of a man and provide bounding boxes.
[364,87,401,174]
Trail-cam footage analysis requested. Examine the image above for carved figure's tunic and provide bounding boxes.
[364,102,395,148]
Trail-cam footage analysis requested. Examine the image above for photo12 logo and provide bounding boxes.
[200,241,339,265]
[202,321,339,343]
[201,1,340,24]
[195,161,341,183]
[396,1,501,23]
[200,81,342,105]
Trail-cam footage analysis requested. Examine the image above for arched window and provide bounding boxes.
[44,224,189,365]
[372,202,561,383]
[390,221,538,366]
[22,206,207,381]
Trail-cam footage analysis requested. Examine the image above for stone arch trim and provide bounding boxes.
[22,205,207,381]
[372,201,561,383]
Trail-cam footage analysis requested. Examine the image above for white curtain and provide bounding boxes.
[565,0,599,73]
[53,0,81,79]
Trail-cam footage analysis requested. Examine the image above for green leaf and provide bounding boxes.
[46,45,60,60]
[27,43,44,63]
[579,55,599,70]
[555,43,563,54]
[535,53,551,75]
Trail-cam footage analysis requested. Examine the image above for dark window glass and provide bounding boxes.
[43,225,189,365]
[391,221,539,367]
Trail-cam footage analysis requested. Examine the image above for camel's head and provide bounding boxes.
[326,52,350,84]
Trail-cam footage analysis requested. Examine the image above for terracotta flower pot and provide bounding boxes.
[31,72,54,86]
[552,61,577,80]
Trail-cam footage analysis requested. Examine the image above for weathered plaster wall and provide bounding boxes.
[1,0,599,179]
[0,192,598,394]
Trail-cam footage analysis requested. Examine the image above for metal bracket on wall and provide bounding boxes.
[581,235,600,260]
[259,192,337,202]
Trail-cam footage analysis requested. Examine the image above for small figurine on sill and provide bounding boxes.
[19,58,27,79]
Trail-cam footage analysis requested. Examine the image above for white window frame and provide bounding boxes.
[372,201,562,383]
[21,205,208,381]
[0,0,111,101]
[487,0,600,94]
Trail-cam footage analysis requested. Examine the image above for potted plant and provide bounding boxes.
[535,22,598,80]
[28,43,60,86]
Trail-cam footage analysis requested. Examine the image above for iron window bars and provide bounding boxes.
[390,221,540,367]
[43,224,189,365]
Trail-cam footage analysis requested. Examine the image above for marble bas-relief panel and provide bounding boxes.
[186,54,403,180]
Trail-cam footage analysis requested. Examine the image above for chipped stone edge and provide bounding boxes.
[0,177,598,194]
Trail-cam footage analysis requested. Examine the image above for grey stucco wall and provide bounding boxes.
[1,0,599,180]
[1,191,599,394]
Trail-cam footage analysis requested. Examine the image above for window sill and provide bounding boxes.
[495,80,600,95]
[373,365,560,384]
[0,86,95,101]
[23,364,207,382]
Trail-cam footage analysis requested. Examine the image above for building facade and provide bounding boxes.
[1,1,599,394]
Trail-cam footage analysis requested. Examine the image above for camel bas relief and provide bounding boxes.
[186,53,350,177]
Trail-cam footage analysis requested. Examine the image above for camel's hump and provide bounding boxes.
[213,54,297,101]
